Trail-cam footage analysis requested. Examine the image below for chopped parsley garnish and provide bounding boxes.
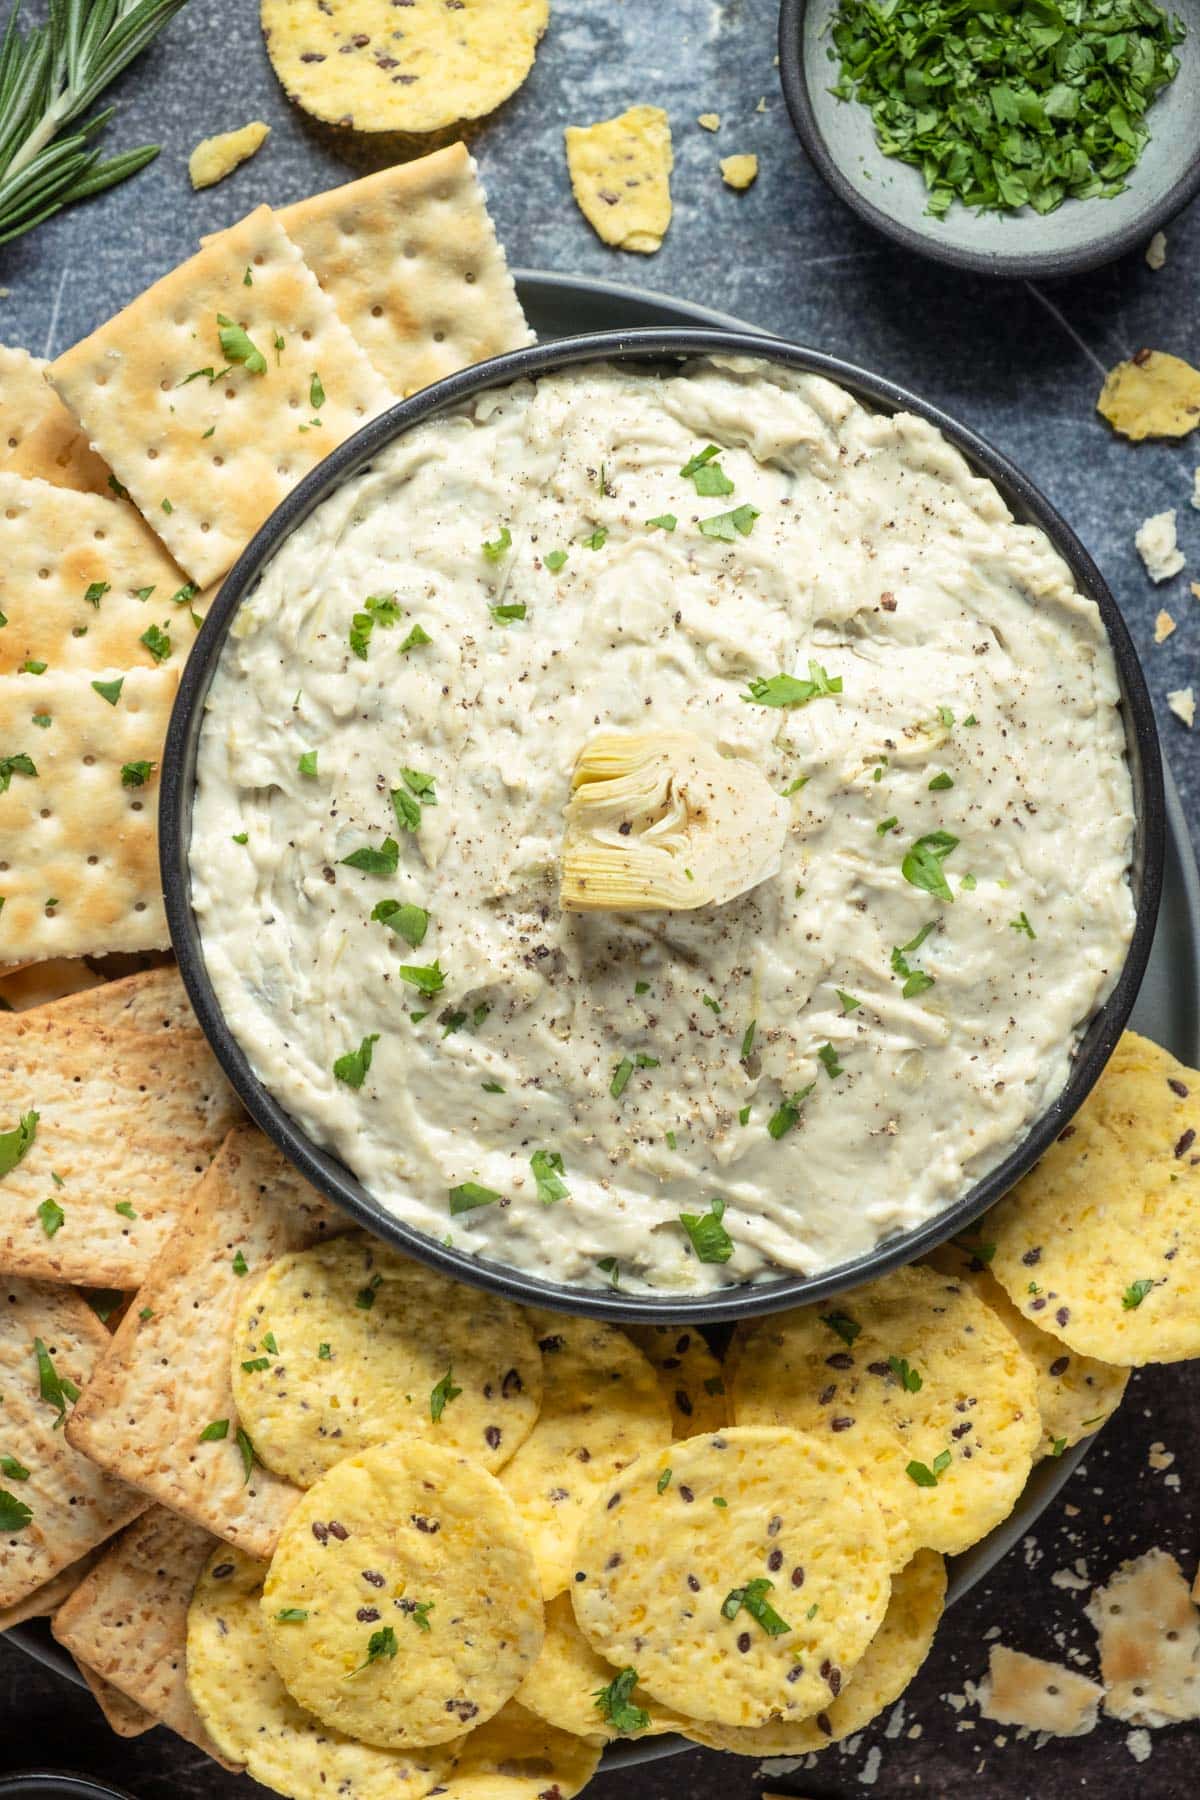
[767,1084,814,1140]
[901,830,958,903]
[836,989,861,1013]
[820,1310,861,1347]
[295,750,319,779]
[720,1577,791,1637]
[679,1196,734,1263]
[120,760,156,787]
[232,1250,249,1277]
[309,371,325,411]
[449,1181,501,1214]
[657,1467,672,1493]
[961,872,977,891]
[84,580,110,608]
[349,592,401,659]
[699,503,759,540]
[482,526,512,562]
[582,527,608,550]
[21,659,46,673]
[702,995,721,1015]
[907,1449,952,1488]
[0,754,37,795]
[1010,910,1037,939]
[398,961,445,995]
[241,1355,270,1373]
[531,1148,569,1205]
[490,602,527,623]
[407,1600,435,1632]
[342,836,400,875]
[33,1336,79,1426]
[232,832,248,844]
[333,1034,379,1088]
[681,445,735,496]
[680,444,723,477]
[1122,1277,1155,1310]
[482,1080,505,1093]
[37,1197,63,1237]
[392,768,438,832]
[114,1201,137,1220]
[740,1019,757,1060]
[817,1042,842,1079]
[235,1427,255,1482]
[430,1365,462,1422]
[937,706,955,728]
[742,661,842,708]
[352,1625,398,1674]
[0,1455,30,1480]
[891,920,937,997]
[597,1255,620,1287]
[876,815,898,836]
[0,1110,38,1178]
[371,899,428,948]
[355,1275,382,1311]
[140,622,171,663]
[398,623,431,654]
[318,1342,332,1359]
[611,1057,634,1099]
[928,771,953,791]
[593,1667,651,1735]
[543,549,568,572]
[647,513,677,531]
[263,1332,278,1355]
[888,1355,922,1392]
[1050,1436,1067,1458]
[0,1491,32,1532]
[276,1608,308,1622]
[216,315,267,373]
[782,775,808,796]
[32,714,50,728]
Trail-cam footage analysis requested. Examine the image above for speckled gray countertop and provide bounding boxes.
[1,1,1198,1795]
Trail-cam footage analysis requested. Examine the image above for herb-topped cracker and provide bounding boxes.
[499,1313,671,1599]
[261,1439,543,1749]
[187,1543,457,1799]
[4,409,111,495]
[277,145,533,398]
[1085,1549,1200,1726]
[987,1032,1200,1364]
[624,1322,727,1437]
[571,1426,891,1730]
[231,1232,542,1485]
[49,206,394,588]
[435,1699,601,1800]
[260,0,549,135]
[0,345,56,460]
[682,1548,945,1754]
[731,1265,1041,1563]
[564,107,674,253]
[0,1548,98,1632]
[0,1276,146,1611]
[516,1591,687,1744]
[67,1125,346,1557]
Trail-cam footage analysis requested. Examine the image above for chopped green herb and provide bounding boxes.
[906,1449,952,1488]
[216,315,267,373]
[680,445,723,477]
[407,1600,435,1632]
[767,1084,814,1140]
[1050,1436,1067,1458]
[820,1310,861,1347]
[318,1342,331,1359]
[84,580,110,608]
[33,1336,78,1425]
[0,753,36,796]
[276,1607,308,1622]
[782,775,808,796]
[742,661,842,708]
[238,1428,257,1483]
[351,1624,398,1675]
[448,1181,501,1214]
[876,815,898,836]
[836,989,861,1013]
[32,714,50,728]
[681,446,734,496]
[398,623,431,655]
[928,772,953,791]
[740,1019,757,1060]
[647,513,677,531]
[817,1042,842,1079]
[296,750,319,778]
[901,830,958,903]
[490,601,527,623]
[482,526,512,562]
[961,872,977,891]
[371,899,428,948]
[582,527,608,550]
[241,1355,270,1373]
[1122,1277,1155,1310]
[309,371,325,411]
[232,832,248,845]
[891,920,937,998]
[232,1250,248,1277]
[114,1200,137,1220]
[140,623,170,663]
[397,961,445,996]
[611,1057,634,1099]
[333,1034,379,1088]
[543,549,568,572]
[37,1197,63,1237]
[342,837,400,875]
[657,1467,672,1493]
[482,1080,505,1093]
[120,760,156,788]
[593,1666,650,1735]
[0,1490,33,1531]
[1010,910,1037,939]
[888,1355,922,1393]
[0,1454,30,1481]
[702,995,721,1015]
[0,1111,38,1178]
[679,1196,733,1264]
[356,1275,382,1311]
[720,1576,791,1637]
[597,1255,620,1287]
[699,503,759,541]
[531,1148,569,1205]
[430,1366,462,1423]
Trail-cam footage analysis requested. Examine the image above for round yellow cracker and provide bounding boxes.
[231,1233,542,1484]
[186,1544,457,1800]
[500,1310,671,1599]
[681,1548,946,1755]
[623,1321,727,1437]
[439,1700,601,1799]
[571,1426,892,1730]
[261,0,549,135]
[987,1032,1200,1365]
[262,1439,543,1747]
[926,1241,1129,1458]
[516,1591,686,1743]
[731,1265,1040,1562]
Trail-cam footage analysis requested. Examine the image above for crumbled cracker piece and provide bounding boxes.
[1136,510,1185,582]
[188,121,270,190]
[720,153,759,190]
[697,112,721,131]
[1192,468,1200,510]
[1145,231,1167,270]
[979,1646,1102,1736]
[1154,608,1176,642]
[1165,684,1193,721]
[1099,351,1200,440]
[565,106,673,254]
[1087,1550,1200,1726]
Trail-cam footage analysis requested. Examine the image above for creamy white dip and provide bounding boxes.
[190,358,1135,1295]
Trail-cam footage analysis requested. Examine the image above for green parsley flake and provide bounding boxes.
[36,1197,64,1238]
[351,1624,398,1675]
[611,1057,634,1099]
[817,1042,842,1079]
[0,1110,39,1178]
[531,1148,569,1205]
[371,898,428,948]
[593,1666,650,1735]
[0,1490,33,1532]
[84,580,110,608]
[482,526,512,561]
[490,602,527,624]
[906,1448,952,1488]
[876,815,898,836]
[888,1354,923,1392]
[399,623,431,654]
[720,1576,791,1637]
[543,549,568,572]
[398,961,445,996]
[310,371,325,411]
[740,1019,757,1060]
[891,920,937,998]
[901,830,958,903]
[820,1310,861,1347]
[342,836,400,875]
[767,1084,814,1140]
[647,513,677,532]
[1122,1277,1155,1310]
[928,771,954,791]
[297,750,318,777]
[333,1034,379,1088]
[232,1250,249,1277]
[699,503,759,541]
[742,661,842,708]
[430,1366,462,1422]
[836,989,861,1013]
[114,1201,137,1220]
[120,760,156,788]
[276,1607,308,1622]
[0,753,36,795]
[679,1196,733,1263]
[0,1455,30,1480]
[140,623,171,663]
[448,1181,501,1215]
[33,1335,79,1425]
[582,527,608,550]
[356,1275,382,1311]
[681,445,735,497]
[237,1425,258,1480]
[1011,910,1037,939]
[657,1467,672,1493]
[216,315,267,373]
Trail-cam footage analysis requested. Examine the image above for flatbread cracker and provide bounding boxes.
[261,0,549,135]
[515,1590,685,1743]
[572,1426,891,1730]
[1086,1549,1200,1726]
[278,145,533,398]
[439,1700,601,1800]
[0,1276,146,1610]
[979,1645,1102,1736]
[624,1322,727,1437]
[0,1548,98,1631]
[0,958,107,1011]
[0,345,55,459]
[0,1001,238,1286]
[926,1240,1129,1458]
[262,1439,543,1748]
[499,1312,671,1599]
[0,472,202,675]
[231,1231,542,1485]
[52,1506,233,1758]
[187,1543,455,1798]
[565,106,673,254]
[77,1660,157,1737]
[66,1124,347,1557]
[681,1549,946,1754]
[0,666,182,966]
[49,205,394,588]
[4,410,111,496]
[49,963,197,1034]
[987,1033,1200,1364]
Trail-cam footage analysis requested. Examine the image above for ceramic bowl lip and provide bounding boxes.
[776,0,1200,281]
[0,1778,136,1800]
[161,324,1164,1326]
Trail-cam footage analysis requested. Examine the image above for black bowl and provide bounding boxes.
[161,328,1164,1324]
[778,0,1200,281]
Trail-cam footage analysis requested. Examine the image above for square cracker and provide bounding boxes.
[277,143,533,397]
[5,410,113,497]
[0,472,203,675]
[52,1506,235,1761]
[67,1124,347,1557]
[49,205,395,587]
[0,665,180,965]
[77,1660,157,1737]
[0,1276,147,1610]
[0,1548,99,1631]
[0,1000,239,1287]
[0,345,56,460]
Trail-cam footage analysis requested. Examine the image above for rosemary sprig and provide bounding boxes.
[0,0,187,247]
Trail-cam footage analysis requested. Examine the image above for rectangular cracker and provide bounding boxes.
[0,1276,147,1609]
[0,472,205,675]
[277,143,533,397]
[67,1124,347,1557]
[50,963,197,1033]
[52,1506,235,1760]
[0,1548,99,1631]
[78,1659,158,1737]
[0,1002,239,1286]
[0,665,180,965]
[0,345,56,461]
[0,959,108,1011]
[49,205,395,587]
[5,410,113,496]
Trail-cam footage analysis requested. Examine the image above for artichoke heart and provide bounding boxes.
[561,730,789,912]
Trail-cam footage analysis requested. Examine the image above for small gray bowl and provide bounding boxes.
[778,0,1200,279]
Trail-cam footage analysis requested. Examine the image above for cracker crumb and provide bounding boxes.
[697,113,721,131]
[978,1645,1102,1736]
[1087,1549,1200,1727]
[859,1744,883,1785]
[1154,608,1176,642]
[1127,1727,1153,1763]
[188,121,270,190]
[1136,510,1185,582]
[1145,230,1167,270]
[755,95,768,112]
[720,153,759,190]
[1147,1441,1175,1471]
[1167,688,1195,728]
[1192,469,1200,510]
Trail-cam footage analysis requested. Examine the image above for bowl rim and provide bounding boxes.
[776,0,1200,281]
[160,324,1165,1325]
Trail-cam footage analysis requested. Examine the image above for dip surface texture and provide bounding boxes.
[190,358,1135,1295]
